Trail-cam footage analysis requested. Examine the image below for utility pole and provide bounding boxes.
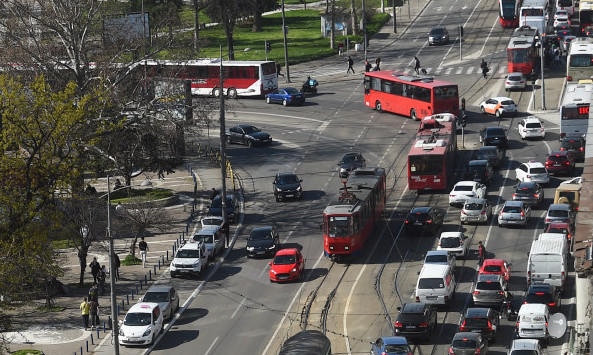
[218,46,228,236]
[281,0,291,83]
[106,176,120,355]
[362,0,367,63]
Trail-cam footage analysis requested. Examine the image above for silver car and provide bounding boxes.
[460,198,492,224]
[437,232,470,258]
[140,285,180,320]
[472,274,505,307]
[498,201,531,228]
[505,72,527,91]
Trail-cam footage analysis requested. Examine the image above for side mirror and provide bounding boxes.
[299,179,303,182]
[319,223,323,231]
[268,262,272,266]
[508,263,512,267]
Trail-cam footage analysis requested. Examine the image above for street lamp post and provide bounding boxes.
[106,176,120,355]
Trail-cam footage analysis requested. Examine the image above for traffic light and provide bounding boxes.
[266,41,271,53]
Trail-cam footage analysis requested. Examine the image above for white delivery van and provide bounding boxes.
[415,264,455,306]
[516,303,550,341]
[192,225,225,260]
[527,238,567,289]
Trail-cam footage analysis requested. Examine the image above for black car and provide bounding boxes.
[208,195,238,223]
[273,172,303,201]
[449,332,489,355]
[459,308,500,343]
[524,283,561,313]
[337,152,366,178]
[404,207,444,235]
[428,26,449,45]
[393,303,437,340]
[512,181,544,207]
[246,226,280,258]
[466,160,494,186]
[475,146,504,169]
[225,124,272,147]
[480,127,508,149]
[560,136,585,162]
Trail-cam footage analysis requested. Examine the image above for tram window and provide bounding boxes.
[569,54,593,67]
[509,50,528,64]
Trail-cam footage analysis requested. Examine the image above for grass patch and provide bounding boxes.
[122,254,142,266]
[11,350,44,355]
[52,239,77,249]
[35,305,65,312]
[109,188,174,203]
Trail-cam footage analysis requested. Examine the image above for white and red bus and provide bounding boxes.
[364,71,460,120]
[407,118,457,191]
[139,59,277,98]
[322,167,386,260]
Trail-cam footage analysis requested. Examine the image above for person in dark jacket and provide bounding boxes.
[89,257,101,284]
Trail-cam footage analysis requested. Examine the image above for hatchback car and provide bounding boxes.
[479,258,512,284]
[466,160,494,186]
[449,181,487,206]
[428,26,449,45]
[472,274,506,308]
[208,195,238,223]
[512,181,544,207]
[475,146,504,169]
[518,116,545,140]
[545,150,576,176]
[524,283,561,313]
[508,339,544,355]
[437,232,470,258]
[225,124,272,147]
[498,200,531,228]
[370,336,412,355]
[337,152,366,178]
[119,303,164,346]
[560,136,585,161]
[544,203,576,227]
[505,72,527,91]
[404,207,444,235]
[449,332,489,354]
[480,127,509,149]
[515,160,549,185]
[140,285,180,321]
[459,307,500,342]
[480,97,517,117]
[273,172,303,201]
[393,303,437,340]
[460,198,493,224]
[265,87,305,106]
[554,18,570,28]
[246,226,280,258]
[545,221,574,242]
[269,248,305,282]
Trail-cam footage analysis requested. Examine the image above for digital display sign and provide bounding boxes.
[561,104,590,120]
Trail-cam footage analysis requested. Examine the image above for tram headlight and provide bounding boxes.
[344,246,349,250]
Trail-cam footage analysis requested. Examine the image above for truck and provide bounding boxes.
[527,238,567,289]
[170,241,207,278]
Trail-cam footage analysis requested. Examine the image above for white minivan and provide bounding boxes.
[527,237,567,289]
[415,264,455,305]
[516,303,550,341]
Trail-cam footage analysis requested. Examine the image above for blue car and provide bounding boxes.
[370,336,412,355]
[265,87,305,106]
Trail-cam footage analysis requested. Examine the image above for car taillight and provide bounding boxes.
[438,240,442,246]
[473,290,480,294]
[567,75,573,81]
[527,270,531,282]
[419,321,429,327]
[535,292,545,295]
[498,291,504,295]
[481,210,486,215]
[545,218,551,223]
[526,174,531,178]
[580,147,584,151]
[566,161,570,165]
[562,271,565,279]
[487,321,493,330]
[427,220,432,224]
[416,296,420,301]
[474,349,481,355]
[512,193,517,198]
[521,211,525,217]
[460,321,467,331]
[461,210,467,215]
[449,347,455,354]
[394,321,403,328]
[549,302,557,307]
[405,220,409,224]
[568,233,572,240]
[534,194,539,198]
[560,147,566,151]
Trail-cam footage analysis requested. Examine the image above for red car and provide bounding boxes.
[269,248,305,282]
[478,258,512,284]
[545,151,576,176]
[545,222,574,242]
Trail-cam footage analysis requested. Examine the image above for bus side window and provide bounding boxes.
[364,76,371,94]
[371,77,382,92]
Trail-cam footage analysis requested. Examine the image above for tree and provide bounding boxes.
[249,0,278,32]
[350,0,359,35]
[204,0,248,60]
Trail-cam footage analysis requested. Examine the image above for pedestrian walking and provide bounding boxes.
[365,60,372,72]
[478,241,487,266]
[112,252,121,281]
[374,56,381,71]
[480,59,489,78]
[89,300,99,330]
[276,62,284,77]
[414,56,421,74]
[80,297,90,330]
[89,257,101,284]
[98,266,107,294]
[139,236,149,267]
[88,282,99,303]
[347,56,355,74]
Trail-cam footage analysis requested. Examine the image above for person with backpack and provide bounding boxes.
[365,60,372,72]
[347,56,355,74]
[414,56,421,74]
[480,59,489,78]
[139,237,149,267]
[88,282,99,303]
[89,257,101,284]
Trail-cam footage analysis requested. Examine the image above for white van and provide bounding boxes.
[119,302,164,346]
[192,225,225,260]
[516,303,550,340]
[415,264,455,305]
[527,238,567,289]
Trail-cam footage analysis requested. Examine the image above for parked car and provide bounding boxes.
[139,285,179,321]
[475,146,504,169]
[449,181,487,206]
[545,150,576,176]
[460,198,492,224]
[337,152,366,178]
[225,124,272,147]
[544,203,576,227]
[269,248,305,282]
[479,97,517,117]
[524,283,561,313]
[559,136,585,161]
[273,172,303,201]
[479,127,509,149]
[265,87,305,106]
[459,307,500,342]
[393,303,437,340]
[498,200,531,228]
[466,160,494,186]
[370,336,412,355]
[119,303,164,346]
[479,258,512,284]
[428,26,449,45]
[448,332,489,355]
[404,207,444,235]
[246,226,280,258]
[472,274,506,308]
[517,116,545,140]
[505,72,527,91]
[512,181,544,207]
[208,195,238,223]
[437,232,470,258]
[515,160,549,185]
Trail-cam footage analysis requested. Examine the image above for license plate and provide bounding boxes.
[257,251,265,254]
[285,194,293,197]
[406,326,416,329]
[426,296,437,300]
[554,164,561,166]
[128,337,139,341]
[472,330,481,333]
[180,269,189,273]
[414,221,423,225]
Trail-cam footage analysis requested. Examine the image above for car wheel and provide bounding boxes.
[170,272,175,278]
[496,110,502,118]
[227,87,237,99]
[410,109,418,121]
[375,100,382,112]
[282,99,288,106]
[266,97,271,104]
[505,88,509,92]
[480,106,486,114]
[226,136,232,144]
[248,139,253,147]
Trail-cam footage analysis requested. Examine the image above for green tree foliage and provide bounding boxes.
[249,0,279,32]
[204,0,249,59]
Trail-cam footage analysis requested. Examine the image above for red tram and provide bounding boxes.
[499,0,521,27]
[322,167,387,259]
[407,118,457,191]
[507,26,540,78]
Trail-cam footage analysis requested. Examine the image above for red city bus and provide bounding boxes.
[507,26,540,78]
[364,71,460,120]
[322,167,386,260]
[407,119,457,191]
[139,59,278,98]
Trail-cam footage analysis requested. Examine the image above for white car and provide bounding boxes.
[423,113,463,132]
[449,181,487,206]
[554,9,569,21]
[119,302,164,346]
[479,97,518,117]
[200,216,224,228]
[515,160,550,184]
[437,232,470,258]
[560,176,582,185]
[517,116,545,140]
[505,72,527,91]
[508,339,543,355]
[554,18,571,28]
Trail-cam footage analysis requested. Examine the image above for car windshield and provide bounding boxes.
[285,87,300,95]
[418,278,444,289]
[193,234,214,243]
[483,265,502,272]
[276,175,299,185]
[176,249,200,258]
[464,202,484,210]
[341,154,360,163]
[124,312,152,326]
[476,281,502,290]
[143,292,169,303]
[425,255,447,263]
[486,128,505,136]
[211,197,233,208]
[452,339,478,349]
[273,254,296,265]
[441,237,462,248]
[242,126,259,134]
[477,148,497,159]
[431,28,445,34]
[250,229,272,240]
[384,344,412,352]
[454,185,474,192]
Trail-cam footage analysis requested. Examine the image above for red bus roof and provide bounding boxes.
[507,26,539,50]
[408,134,453,156]
[364,71,458,88]
[417,117,454,138]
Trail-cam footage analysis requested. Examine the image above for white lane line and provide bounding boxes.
[230,111,325,124]
[204,336,219,355]
[231,297,246,319]
[478,17,501,58]
[344,264,367,354]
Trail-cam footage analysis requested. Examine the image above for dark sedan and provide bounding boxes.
[208,195,238,223]
[246,226,279,258]
[225,125,272,147]
[475,146,504,169]
[273,172,303,201]
[393,303,437,340]
[465,160,494,186]
[459,308,499,343]
[337,152,366,178]
[265,87,305,106]
[479,127,508,149]
[449,332,489,355]
[404,207,444,235]
[512,181,544,207]
[560,136,585,162]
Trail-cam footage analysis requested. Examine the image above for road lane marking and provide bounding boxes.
[204,336,219,355]
[231,297,246,319]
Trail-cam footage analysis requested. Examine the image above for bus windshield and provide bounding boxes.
[327,216,351,237]
[409,155,443,175]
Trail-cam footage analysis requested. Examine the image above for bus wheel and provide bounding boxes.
[212,87,221,97]
[410,109,417,120]
[227,87,237,99]
[375,101,382,112]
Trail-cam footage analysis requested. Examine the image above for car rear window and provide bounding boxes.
[501,100,515,105]
[503,206,521,213]
[525,122,542,128]
[455,185,473,191]
[548,156,568,163]
[398,313,425,323]
[464,317,490,328]
[452,339,478,348]
[385,345,412,353]
[561,140,582,149]
[516,187,535,194]
[547,227,567,234]
[530,167,547,174]
[548,209,569,217]
[425,255,447,263]
[418,278,444,289]
[483,265,502,272]
[525,293,554,304]
[464,202,484,210]
[476,281,502,290]
[508,75,523,81]
[441,237,462,248]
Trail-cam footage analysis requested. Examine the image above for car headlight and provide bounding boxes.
[193,261,201,266]
[291,267,297,273]
[247,246,254,251]
[296,186,302,192]
[276,188,282,192]
[143,327,152,337]
[267,245,276,249]
[119,329,125,336]
[270,269,277,274]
